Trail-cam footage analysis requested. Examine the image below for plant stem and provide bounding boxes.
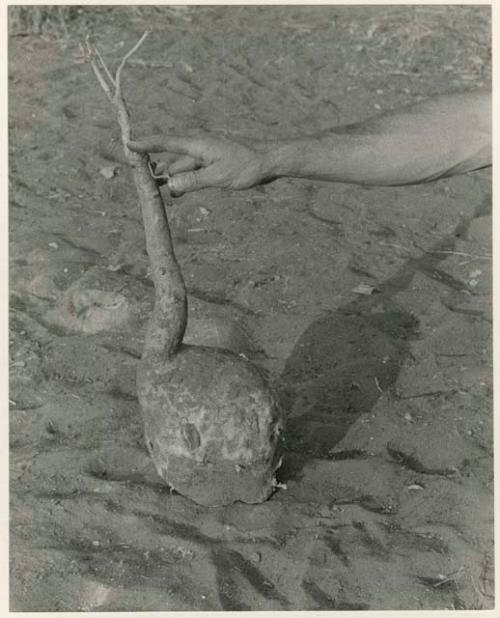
[89,34,187,360]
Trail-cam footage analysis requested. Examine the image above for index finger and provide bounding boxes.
[127,137,167,153]
[128,136,210,157]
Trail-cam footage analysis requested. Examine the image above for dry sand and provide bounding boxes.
[9,5,492,610]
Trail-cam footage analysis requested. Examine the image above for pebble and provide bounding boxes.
[353,283,379,296]
[48,242,59,250]
[100,165,119,180]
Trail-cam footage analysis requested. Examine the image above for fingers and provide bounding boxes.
[150,153,181,173]
[150,160,167,175]
[168,155,201,175]
[168,167,215,195]
[128,136,213,158]
[128,137,168,153]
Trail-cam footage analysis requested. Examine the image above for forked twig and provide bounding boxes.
[85,32,151,154]
[85,31,150,108]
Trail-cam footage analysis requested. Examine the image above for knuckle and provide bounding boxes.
[188,170,200,186]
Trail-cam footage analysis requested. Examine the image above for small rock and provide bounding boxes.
[250,551,262,563]
[48,242,59,250]
[99,165,119,180]
[179,60,194,72]
[353,283,379,296]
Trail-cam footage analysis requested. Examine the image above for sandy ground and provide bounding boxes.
[9,6,493,611]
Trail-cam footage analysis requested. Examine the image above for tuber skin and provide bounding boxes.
[87,33,284,506]
[128,150,187,361]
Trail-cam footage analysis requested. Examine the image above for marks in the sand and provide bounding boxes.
[186,285,260,317]
[301,580,336,609]
[381,523,449,556]
[10,297,69,337]
[85,464,172,496]
[43,534,197,601]
[301,580,368,611]
[49,232,104,262]
[386,444,459,477]
[327,448,369,462]
[107,387,138,402]
[212,547,288,610]
[322,533,350,567]
[100,342,142,359]
[136,509,281,552]
[121,509,288,609]
[123,271,259,317]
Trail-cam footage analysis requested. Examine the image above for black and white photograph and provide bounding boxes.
[8,3,493,611]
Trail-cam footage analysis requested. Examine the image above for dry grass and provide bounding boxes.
[8,6,490,84]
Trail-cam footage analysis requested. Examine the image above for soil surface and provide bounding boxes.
[9,6,493,611]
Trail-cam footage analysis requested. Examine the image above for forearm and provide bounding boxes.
[261,91,491,186]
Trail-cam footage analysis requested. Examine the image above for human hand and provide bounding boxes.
[128,134,269,196]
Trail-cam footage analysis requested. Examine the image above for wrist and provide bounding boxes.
[262,138,320,181]
[259,140,302,180]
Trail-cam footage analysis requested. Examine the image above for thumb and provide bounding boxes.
[168,167,215,194]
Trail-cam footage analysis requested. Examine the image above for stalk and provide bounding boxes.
[86,33,187,360]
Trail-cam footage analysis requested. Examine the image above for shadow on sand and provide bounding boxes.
[276,191,490,482]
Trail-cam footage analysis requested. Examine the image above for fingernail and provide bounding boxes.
[168,178,183,197]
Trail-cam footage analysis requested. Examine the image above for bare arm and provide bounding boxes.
[128,90,491,194]
[265,91,491,185]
